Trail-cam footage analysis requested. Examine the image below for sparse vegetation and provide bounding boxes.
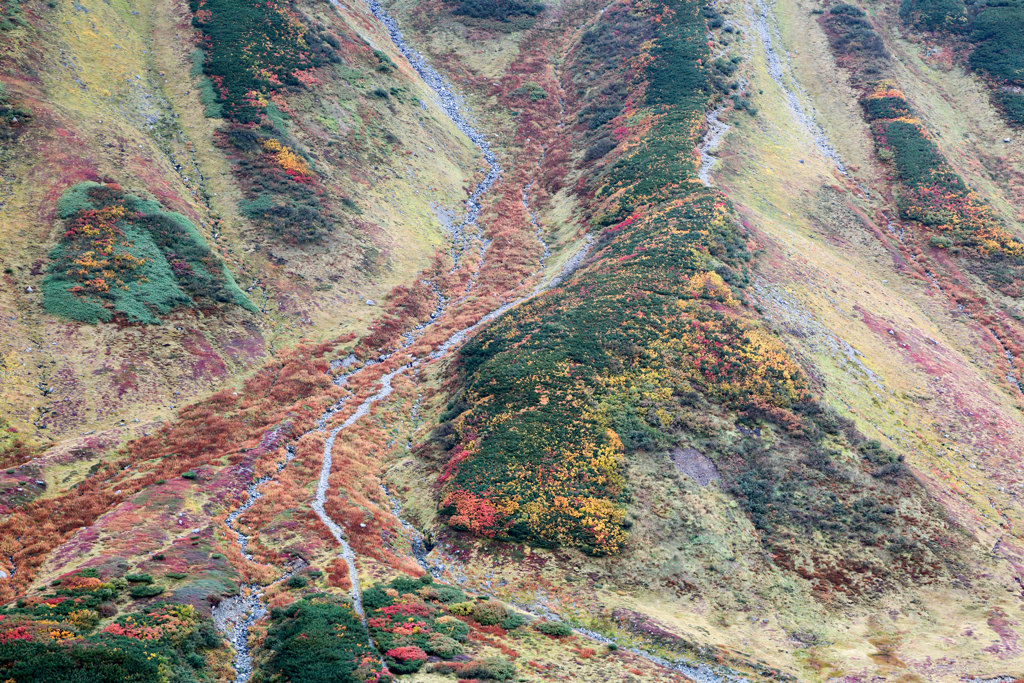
[0,0,25,32]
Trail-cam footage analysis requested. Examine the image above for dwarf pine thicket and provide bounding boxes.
[189,0,342,243]
[0,574,219,683]
[431,0,963,599]
[900,0,1024,125]
[259,576,520,682]
[819,2,1024,318]
[43,183,255,324]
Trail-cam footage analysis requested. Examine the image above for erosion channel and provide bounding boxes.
[213,1,749,681]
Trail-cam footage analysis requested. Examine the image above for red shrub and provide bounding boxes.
[385,645,427,662]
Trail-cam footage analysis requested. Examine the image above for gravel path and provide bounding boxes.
[213,2,754,681]
[699,103,732,185]
[215,434,300,683]
[312,366,406,621]
[355,0,501,267]
[522,181,551,270]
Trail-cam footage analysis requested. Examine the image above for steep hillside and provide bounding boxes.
[1,0,1024,679]
[0,0,475,459]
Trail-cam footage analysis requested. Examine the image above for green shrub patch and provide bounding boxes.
[968,3,1024,88]
[43,183,255,324]
[0,84,30,143]
[263,596,382,683]
[897,0,1024,127]
[217,125,334,244]
[0,586,221,683]
[448,0,543,22]
[861,89,1024,263]
[189,0,339,124]
[898,0,965,31]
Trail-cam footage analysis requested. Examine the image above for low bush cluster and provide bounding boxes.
[128,585,164,599]
[189,0,339,124]
[861,87,1024,263]
[365,578,458,665]
[898,0,965,31]
[43,183,255,324]
[0,84,30,143]
[258,577,521,678]
[822,3,887,77]
[264,596,383,683]
[448,0,543,22]
[429,656,517,679]
[124,574,153,584]
[361,575,519,676]
[0,581,220,683]
[218,124,335,244]
[535,620,572,637]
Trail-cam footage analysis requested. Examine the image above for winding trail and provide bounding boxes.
[699,27,751,186]
[699,103,732,186]
[523,181,551,269]
[359,0,501,268]
[213,2,753,682]
[311,366,407,620]
[213,0,513,671]
[215,434,300,683]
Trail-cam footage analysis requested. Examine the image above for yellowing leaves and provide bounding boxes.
[686,271,738,307]
[521,496,627,554]
[262,139,312,176]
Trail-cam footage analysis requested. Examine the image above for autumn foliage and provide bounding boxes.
[436,0,810,555]
[0,338,349,603]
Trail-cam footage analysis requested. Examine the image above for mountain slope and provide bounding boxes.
[1,0,1024,680]
[0,0,475,458]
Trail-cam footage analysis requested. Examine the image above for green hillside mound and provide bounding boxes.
[43,182,256,324]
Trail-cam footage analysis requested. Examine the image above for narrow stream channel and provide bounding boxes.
[214,1,758,680]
